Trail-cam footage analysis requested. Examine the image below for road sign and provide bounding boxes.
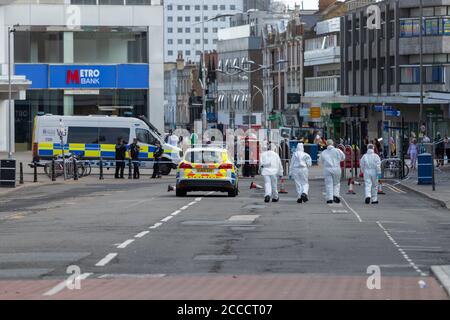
[385,110,401,117]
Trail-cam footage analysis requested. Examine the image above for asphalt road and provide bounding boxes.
[0,175,449,299]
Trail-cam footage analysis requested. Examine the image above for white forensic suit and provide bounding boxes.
[289,143,312,198]
[260,150,284,199]
[360,149,382,203]
[319,145,346,202]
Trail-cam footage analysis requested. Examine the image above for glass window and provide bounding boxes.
[71,0,96,4]
[167,4,172,10]
[177,39,183,44]
[68,127,99,144]
[185,150,223,164]
[99,0,124,4]
[230,4,236,10]
[185,16,191,22]
[195,28,201,33]
[195,39,201,44]
[168,39,173,44]
[186,50,191,56]
[195,5,200,10]
[220,5,225,10]
[167,16,173,22]
[185,5,190,10]
[425,18,440,35]
[185,39,191,44]
[195,16,201,22]
[204,39,208,44]
[177,16,183,22]
[168,50,173,56]
[204,28,208,33]
[443,18,450,35]
[126,0,152,4]
[99,128,130,144]
[14,31,64,63]
[203,5,208,10]
[213,27,218,33]
[213,5,218,10]
[177,28,183,33]
[168,28,173,33]
[136,128,156,145]
[177,5,183,10]
[185,28,191,33]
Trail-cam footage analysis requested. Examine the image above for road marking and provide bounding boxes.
[340,197,363,223]
[117,239,135,249]
[161,216,173,222]
[95,253,118,267]
[99,273,166,279]
[376,221,427,277]
[332,209,349,213]
[180,206,189,210]
[171,210,181,216]
[135,231,150,238]
[195,197,202,201]
[228,215,260,222]
[149,222,163,229]
[43,273,92,296]
[188,201,197,206]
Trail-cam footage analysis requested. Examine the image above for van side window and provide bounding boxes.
[99,128,130,144]
[136,128,158,145]
[68,127,99,144]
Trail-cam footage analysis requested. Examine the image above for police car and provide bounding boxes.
[175,145,239,197]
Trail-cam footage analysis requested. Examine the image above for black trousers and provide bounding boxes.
[152,160,160,178]
[115,161,125,178]
[133,161,140,179]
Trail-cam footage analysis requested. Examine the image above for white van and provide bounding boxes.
[32,115,182,175]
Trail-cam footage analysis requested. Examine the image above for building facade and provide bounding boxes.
[340,0,450,144]
[0,0,164,150]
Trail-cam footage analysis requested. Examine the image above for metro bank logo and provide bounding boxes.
[66,69,101,85]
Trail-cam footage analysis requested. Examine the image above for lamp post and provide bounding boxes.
[7,25,18,159]
[419,0,424,136]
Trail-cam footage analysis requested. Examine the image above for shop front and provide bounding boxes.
[14,64,149,149]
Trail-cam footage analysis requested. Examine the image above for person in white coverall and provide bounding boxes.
[359,144,382,204]
[289,143,312,204]
[319,139,346,204]
[260,144,284,203]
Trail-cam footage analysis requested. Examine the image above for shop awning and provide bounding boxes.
[0,75,31,100]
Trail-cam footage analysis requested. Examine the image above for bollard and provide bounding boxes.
[128,159,132,179]
[99,158,104,180]
[33,162,38,183]
[73,159,78,181]
[19,162,24,185]
[51,159,56,182]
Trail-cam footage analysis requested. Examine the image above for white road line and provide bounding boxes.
[149,222,162,229]
[180,206,189,210]
[171,210,181,216]
[117,239,135,249]
[376,221,427,277]
[95,253,118,267]
[195,197,202,201]
[161,216,173,222]
[188,201,197,206]
[43,273,92,296]
[386,185,400,193]
[385,183,407,194]
[135,231,150,238]
[340,197,363,223]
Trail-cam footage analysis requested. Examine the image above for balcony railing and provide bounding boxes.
[304,75,340,97]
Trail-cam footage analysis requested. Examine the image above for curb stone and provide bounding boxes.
[431,266,450,298]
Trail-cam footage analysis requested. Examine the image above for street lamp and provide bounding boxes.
[7,25,19,159]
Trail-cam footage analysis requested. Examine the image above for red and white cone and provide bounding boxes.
[279,177,288,194]
[168,185,176,192]
[347,178,356,194]
[250,181,263,190]
[377,180,385,195]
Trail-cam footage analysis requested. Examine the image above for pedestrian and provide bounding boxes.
[374,139,382,157]
[444,136,450,165]
[115,137,127,179]
[167,130,179,147]
[319,139,346,204]
[279,138,291,176]
[422,135,431,143]
[389,137,396,157]
[435,132,445,167]
[407,138,418,171]
[260,142,284,203]
[289,143,312,204]
[360,144,382,205]
[361,137,369,155]
[129,138,140,179]
[152,141,163,179]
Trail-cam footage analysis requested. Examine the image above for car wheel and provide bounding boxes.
[176,188,187,197]
[159,161,172,176]
[228,188,237,197]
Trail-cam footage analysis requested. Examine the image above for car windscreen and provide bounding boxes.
[185,151,223,164]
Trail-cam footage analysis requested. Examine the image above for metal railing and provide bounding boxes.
[304,75,340,96]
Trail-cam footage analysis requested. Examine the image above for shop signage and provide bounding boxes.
[51,65,116,89]
[310,106,321,119]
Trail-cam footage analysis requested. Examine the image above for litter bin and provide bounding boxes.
[0,159,16,188]
[303,144,319,165]
[417,153,433,185]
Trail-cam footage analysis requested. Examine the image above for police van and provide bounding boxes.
[32,115,182,175]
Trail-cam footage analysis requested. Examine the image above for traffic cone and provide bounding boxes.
[279,177,288,194]
[168,185,176,192]
[250,181,263,190]
[377,180,385,195]
[347,178,356,194]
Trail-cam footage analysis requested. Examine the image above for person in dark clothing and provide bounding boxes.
[115,137,127,179]
[129,138,141,179]
[361,137,369,155]
[152,141,163,179]
[435,133,445,167]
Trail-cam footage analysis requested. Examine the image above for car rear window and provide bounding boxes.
[185,151,223,164]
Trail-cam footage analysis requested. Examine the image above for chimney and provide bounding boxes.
[318,0,337,12]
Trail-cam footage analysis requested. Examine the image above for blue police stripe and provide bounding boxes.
[86,144,100,150]
[101,151,115,158]
[39,150,53,156]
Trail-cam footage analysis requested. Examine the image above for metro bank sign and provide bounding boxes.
[51,65,116,88]
[66,68,101,85]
